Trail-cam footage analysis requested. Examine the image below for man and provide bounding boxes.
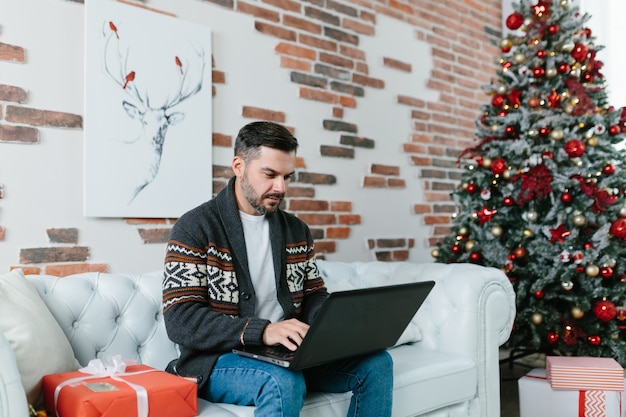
[162,121,393,417]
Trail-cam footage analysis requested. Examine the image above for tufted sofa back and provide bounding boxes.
[27,272,177,370]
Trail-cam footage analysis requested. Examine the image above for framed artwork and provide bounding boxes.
[84,0,213,218]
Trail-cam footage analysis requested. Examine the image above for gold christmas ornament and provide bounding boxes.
[561,280,574,291]
[458,226,469,236]
[587,136,598,147]
[514,53,526,64]
[531,312,543,325]
[501,38,513,50]
[550,129,564,141]
[571,306,584,319]
[431,248,440,258]
[546,67,557,78]
[572,213,586,226]
[491,225,503,237]
[465,240,475,251]
[482,157,492,168]
[618,206,626,218]
[526,210,538,222]
[523,229,533,237]
[585,264,600,277]
[496,85,507,95]
[503,169,512,180]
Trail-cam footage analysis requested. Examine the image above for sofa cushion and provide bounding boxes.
[389,344,476,416]
[0,269,79,406]
[317,260,423,346]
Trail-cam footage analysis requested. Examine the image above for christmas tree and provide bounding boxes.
[432,0,626,364]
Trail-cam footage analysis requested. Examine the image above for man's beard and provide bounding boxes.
[241,172,284,215]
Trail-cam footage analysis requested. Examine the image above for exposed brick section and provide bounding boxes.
[289,199,329,211]
[314,64,350,81]
[329,81,364,97]
[5,106,82,128]
[283,14,322,34]
[383,57,411,72]
[339,95,357,108]
[213,165,234,179]
[205,0,234,9]
[297,172,336,185]
[124,218,170,225]
[280,56,312,72]
[413,204,432,214]
[20,247,90,264]
[342,18,375,36]
[47,228,78,244]
[319,52,354,69]
[213,133,232,147]
[322,119,357,133]
[327,0,358,17]
[339,134,374,148]
[276,43,317,60]
[138,228,172,244]
[363,176,385,188]
[327,226,350,238]
[44,263,108,277]
[255,21,297,41]
[0,226,4,241]
[320,145,354,158]
[387,178,406,188]
[0,42,25,63]
[299,87,338,104]
[314,240,336,254]
[291,72,328,88]
[397,95,426,107]
[331,201,351,211]
[299,34,337,52]
[352,73,384,89]
[371,164,399,176]
[338,214,360,225]
[0,84,28,103]
[323,27,359,45]
[213,70,226,83]
[297,213,336,225]
[237,1,280,21]
[286,186,315,198]
[0,125,39,143]
[304,6,341,26]
[241,106,286,122]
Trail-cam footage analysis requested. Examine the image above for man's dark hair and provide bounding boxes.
[234,121,299,162]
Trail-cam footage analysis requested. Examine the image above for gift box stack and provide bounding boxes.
[519,356,626,417]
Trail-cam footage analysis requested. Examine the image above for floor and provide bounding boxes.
[499,348,546,417]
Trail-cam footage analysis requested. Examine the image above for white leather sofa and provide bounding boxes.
[0,260,515,417]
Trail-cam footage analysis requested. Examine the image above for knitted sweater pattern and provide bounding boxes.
[162,177,328,386]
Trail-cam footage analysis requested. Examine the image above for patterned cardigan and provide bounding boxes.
[162,177,328,388]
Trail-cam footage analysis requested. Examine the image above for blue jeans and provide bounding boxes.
[200,350,393,417]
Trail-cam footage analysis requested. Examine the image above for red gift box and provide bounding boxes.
[43,359,197,417]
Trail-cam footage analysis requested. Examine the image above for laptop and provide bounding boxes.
[232,280,435,370]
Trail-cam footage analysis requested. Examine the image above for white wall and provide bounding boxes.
[0,0,437,272]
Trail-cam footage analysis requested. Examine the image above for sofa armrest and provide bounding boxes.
[0,332,29,417]
[409,262,515,417]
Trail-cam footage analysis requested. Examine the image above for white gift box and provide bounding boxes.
[519,368,626,417]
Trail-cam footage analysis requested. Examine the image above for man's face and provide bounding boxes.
[233,146,296,215]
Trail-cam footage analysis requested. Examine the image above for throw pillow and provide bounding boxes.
[0,269,79,406]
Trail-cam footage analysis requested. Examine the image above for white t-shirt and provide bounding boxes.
[239,211,283,322]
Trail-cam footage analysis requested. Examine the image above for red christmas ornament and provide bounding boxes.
[582,72,594,83]
[469,252,482,262]
[502,61,513,71]
[560,192,572,204]
[451,244,462,254]
[514,247,527,259]
[583,242,594,250]
[497,110,508,117]
[602,164,615,175]
[571,43,589,62]
[593,299,617,322]
[491,158,507,175]
[587,335,601,346]
[610,218,626,239]
[539,127,551,136]
[533,290,545,299]
[557,63,571,74]
[583,28,592,38]
[600,266,614,279]
[547,332,559,344]
[466,183,478,194]
[547,24,559,35]
[505,125,517,137]
[564,139,585,158]
[536,50,547,59]
[503,196,514,206]
[491,94,505,108]
[609,125,621,136]
[542,151,554,159]
[532,67,545,78]
[506,12,525,30]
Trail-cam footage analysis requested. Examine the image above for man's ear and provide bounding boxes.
[232,156,245,176]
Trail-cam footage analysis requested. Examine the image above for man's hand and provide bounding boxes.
[263,318,309,351]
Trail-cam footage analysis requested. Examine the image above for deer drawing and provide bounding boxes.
[103,21,205,204]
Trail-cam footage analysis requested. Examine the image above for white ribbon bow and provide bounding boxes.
[54,355,154,417]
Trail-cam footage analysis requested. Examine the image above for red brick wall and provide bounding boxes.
[0,0,502,274]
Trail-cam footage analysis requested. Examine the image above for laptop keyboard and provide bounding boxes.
[266,345,296,359]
